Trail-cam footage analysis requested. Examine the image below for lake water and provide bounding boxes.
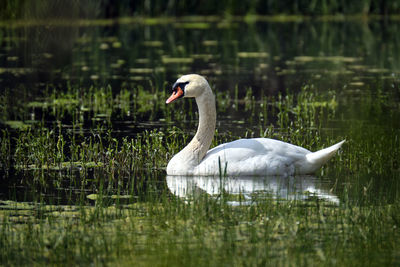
[1,17,399,202]
[0,16,400,265]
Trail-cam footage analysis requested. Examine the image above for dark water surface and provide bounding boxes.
[0,18,399,204]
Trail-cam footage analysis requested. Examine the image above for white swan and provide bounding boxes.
[166,74,344,176]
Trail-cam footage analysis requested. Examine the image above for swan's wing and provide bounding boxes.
[196,138,311,176]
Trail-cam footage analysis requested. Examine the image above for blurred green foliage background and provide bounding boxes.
[1,0,400,20]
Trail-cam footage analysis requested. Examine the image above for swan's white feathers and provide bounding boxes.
[196,138,311,176]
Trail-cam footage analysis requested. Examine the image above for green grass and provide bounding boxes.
[1,83,341,173]
[1,0,400,21]
[1,193,399,266]
[0,79,399,265]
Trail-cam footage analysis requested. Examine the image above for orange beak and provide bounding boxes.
[166,86,184,104]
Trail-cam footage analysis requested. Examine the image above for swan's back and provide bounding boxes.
[195,138,311,176]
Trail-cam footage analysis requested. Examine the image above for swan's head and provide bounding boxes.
[166,74,210,104]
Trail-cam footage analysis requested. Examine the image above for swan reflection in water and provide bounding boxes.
[166,175,339,205]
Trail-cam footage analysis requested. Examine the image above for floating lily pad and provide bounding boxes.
[142,41,163,47]
[294,56,360,63]
[367,68,389,73]
[349,82,365,86]
[16,161,104,171]
[238,52,269,58]
[192,54,214,60]
[0,67,33,74]
[7,56,18,61]
[27,101,49,108]
[129,68,153,74]
[112,42,122,48]
[136,58,150,64]
[99,43,109,50]
[53,99,79,106]
[0,200,35,210]
[161,56,194,64]
[4,120,31,130]
[174,22,211,29]
[202,40,218,46]
[87,194,132,200]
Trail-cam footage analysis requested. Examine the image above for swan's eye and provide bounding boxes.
[174,81,189,91]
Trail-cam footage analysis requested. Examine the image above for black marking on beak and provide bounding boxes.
[166,81,189,104]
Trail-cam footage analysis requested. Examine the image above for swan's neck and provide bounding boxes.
[180,88,216,166]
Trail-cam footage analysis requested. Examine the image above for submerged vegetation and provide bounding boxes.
[1,194,399,266]
[0,83,343,177]
[0,77,399,265]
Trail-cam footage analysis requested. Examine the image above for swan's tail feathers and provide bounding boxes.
[302,140,345,174]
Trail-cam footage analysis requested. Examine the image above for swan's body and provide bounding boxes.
[166,74,344,176]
